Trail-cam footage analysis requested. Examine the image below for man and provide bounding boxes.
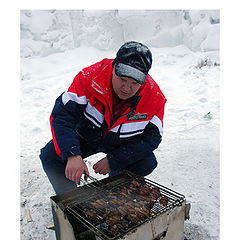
[40,41,167,195]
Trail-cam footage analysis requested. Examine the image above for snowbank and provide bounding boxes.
[20,10,219,58]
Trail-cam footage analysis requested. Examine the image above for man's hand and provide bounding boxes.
[93,157,111,175]
[65,155,89,184]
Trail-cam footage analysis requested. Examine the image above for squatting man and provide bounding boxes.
[40,41,167,195]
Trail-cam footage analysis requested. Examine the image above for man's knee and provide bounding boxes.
[127,153,158,176]
[39,140,60,167]
[142,153,158,176]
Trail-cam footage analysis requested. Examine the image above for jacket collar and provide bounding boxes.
[88,59,143,129]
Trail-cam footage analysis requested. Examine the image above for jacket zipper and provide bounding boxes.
[103,106,134,138]
[107,104,113,128]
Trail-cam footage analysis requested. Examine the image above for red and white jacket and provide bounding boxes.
[50,58,166,171]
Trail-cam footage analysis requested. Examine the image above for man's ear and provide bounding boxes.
[112,58,116,67]
[112,66,116,75]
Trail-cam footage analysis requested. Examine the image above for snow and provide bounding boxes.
[19,10,219,240]
[20,10,219,57]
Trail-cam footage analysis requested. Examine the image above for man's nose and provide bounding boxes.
[122,82,131,91]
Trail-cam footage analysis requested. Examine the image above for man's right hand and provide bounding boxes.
[65,155,89,184]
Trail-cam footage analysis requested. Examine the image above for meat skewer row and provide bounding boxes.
[121,186,129,194]
[130,180,141,188]
[108,222,128,236]
[107,219,129,235]
[117,206,128,216]
[109,225,120,235]
[135,206,151,219]
[160,196,168,206]
[138,184,152,195]
[90,199,108,209]
[126,213,140,223]
[128,185,138,193]
[135,194,156,208]
[103,208,118,218]
[85,209,97,219]
[109,198,120,206]
[105,215,122,226]
[150,187,162,200]
[123,201,144,214]
[116,219,129,230]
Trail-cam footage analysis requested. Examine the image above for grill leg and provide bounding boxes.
[51,200,76,240]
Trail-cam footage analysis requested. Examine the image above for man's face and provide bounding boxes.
[112,68,141,100]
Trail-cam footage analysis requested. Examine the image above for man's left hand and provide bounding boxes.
[93,157,111,175]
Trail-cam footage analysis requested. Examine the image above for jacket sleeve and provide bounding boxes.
[107,102,166,172]
[50,72,87,161]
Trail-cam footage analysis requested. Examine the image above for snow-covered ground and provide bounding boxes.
[17,9,221,240]
[20,44,219,239]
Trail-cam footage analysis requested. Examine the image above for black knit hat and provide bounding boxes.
[112,41,152,85]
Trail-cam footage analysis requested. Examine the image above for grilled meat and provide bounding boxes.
[135,207,151,219]
[119,191,129,198]
[117,220,129,230]
[109,225,120,235]
[128,185,138,193]
[118,206,128,216]
[130,180,141,188]
[160,196,168,206]
[150,187,162,199]
[121,186,129,194]
[105,215,121,226]
[127,213,139,223]
[87,180,165,235]
[109,198,120,206]
[145,199,155,208]
[85,209,97,219]
[103,208,118,218]
[139,184,152,195]
[90,199,107,209]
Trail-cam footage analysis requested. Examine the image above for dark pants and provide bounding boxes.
[40,140,157,195]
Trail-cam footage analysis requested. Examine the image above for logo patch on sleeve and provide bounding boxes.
[128,113,148,121]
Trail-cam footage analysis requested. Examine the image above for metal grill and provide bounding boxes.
[61,171,185,240]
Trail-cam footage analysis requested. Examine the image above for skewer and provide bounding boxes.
[79,173,106,190]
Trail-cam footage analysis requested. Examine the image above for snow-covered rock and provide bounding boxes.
[20,10,220,58]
